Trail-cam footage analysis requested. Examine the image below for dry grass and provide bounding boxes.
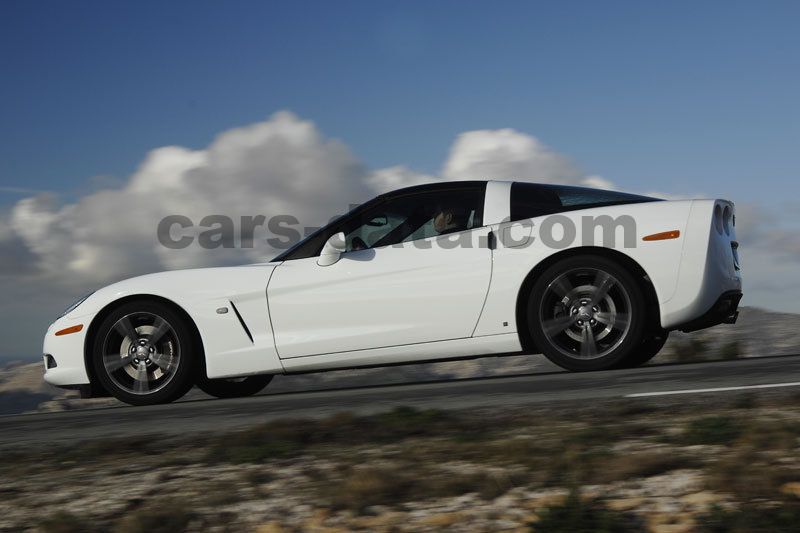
[323,464,530,512]
[590,452,700,485]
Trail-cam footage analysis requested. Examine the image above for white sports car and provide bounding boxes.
[43,181,742,405]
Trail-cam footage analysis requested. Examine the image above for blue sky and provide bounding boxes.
[2,0,798,204]
[0,0,799,362]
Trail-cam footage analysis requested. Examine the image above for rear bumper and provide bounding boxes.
[674,290,742,333]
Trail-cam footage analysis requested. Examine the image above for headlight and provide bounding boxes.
[59,292,95,318]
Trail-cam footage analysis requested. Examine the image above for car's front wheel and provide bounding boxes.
[196,375,273,399]
[92,301,197,406]
[527,255,647,371]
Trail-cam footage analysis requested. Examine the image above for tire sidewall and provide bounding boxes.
[528,255,648,371]
[92,301,197,405]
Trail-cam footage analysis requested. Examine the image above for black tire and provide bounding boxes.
[196,375,273,399]
[92,300,197,406]
[528,255,648,371]
[617,331,669,369]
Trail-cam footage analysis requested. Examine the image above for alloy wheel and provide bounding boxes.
[538,267,632,360]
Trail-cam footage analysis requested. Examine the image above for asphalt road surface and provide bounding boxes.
[2,355,799,447]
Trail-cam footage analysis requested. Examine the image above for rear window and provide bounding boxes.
[510,183,659,221]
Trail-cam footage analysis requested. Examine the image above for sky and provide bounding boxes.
[1,0,799,362]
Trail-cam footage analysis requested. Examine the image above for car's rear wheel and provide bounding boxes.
[528,255,647,371]
[196,375,273,399]
[92,301,197,406]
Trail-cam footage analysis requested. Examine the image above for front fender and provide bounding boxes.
[47,264,285,387]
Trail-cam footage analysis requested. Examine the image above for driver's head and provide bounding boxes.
[433,205,469,233]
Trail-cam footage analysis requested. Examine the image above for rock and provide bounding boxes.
[681,491,720,508]
[647,512,695,533]
[648,524,694,533]
[606,497,645,512]
[419,512,466,527]
[524,490,569,509]
[254,521,287,533]
[781,482,800,498]
[304,508,330,528]
[349,512,406,529]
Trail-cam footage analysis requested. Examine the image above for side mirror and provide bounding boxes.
[317,232,346,266]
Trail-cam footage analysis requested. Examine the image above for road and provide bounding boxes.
[1,355,799,447]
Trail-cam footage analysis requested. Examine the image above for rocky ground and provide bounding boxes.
[3,393,800,532]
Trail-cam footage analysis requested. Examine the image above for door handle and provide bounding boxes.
[487,230,496,250]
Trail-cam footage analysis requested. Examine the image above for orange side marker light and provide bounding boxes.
[55,324,84,336]
[643,230,681,242]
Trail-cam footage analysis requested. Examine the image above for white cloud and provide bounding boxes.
[369,127,598,191]
[366,166,437,192]
[442,128,582,183]
[6,111,372,286]
[580,175,617,190]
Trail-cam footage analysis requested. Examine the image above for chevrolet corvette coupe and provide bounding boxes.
[43,181,742,405]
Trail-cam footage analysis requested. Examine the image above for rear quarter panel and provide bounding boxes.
[473,200,695,337]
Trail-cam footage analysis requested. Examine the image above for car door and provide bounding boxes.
[267,184,493,360]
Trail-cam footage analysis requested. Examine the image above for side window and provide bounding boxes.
[345,212,408,251]
[510,183,658,221]
[510,183,564,221]
[343,187,484,252]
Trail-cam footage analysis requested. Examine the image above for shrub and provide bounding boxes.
[675,337,709,362]
[682,416,742,446]
[720,340,743,360]
[325,465,527,512]
[706,447,795,501]
[699,502,800,533]
[532,489,637,532]
[38,511,90,533]
[591,452,699,484]
[114,499,192,533]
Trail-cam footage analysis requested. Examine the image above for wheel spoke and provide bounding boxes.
[150,352,173,372]
[114,317,139,341]
[133,362,149,394]
[548,276,574,298]
[612,313,629,330]
[595,312,629,330]
[104,355,133,372]
[543,315,577,336]
[590,271,616,306]
[148,317,171,345]
[580,326,598,358]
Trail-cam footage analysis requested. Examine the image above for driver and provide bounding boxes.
[433,205,469,235]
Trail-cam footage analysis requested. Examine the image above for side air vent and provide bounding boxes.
[229,301,254,344]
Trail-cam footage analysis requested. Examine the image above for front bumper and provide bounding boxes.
[675,290,743,333]
[42,316,92,387]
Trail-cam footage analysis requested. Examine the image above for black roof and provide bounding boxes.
[376,180,487,200]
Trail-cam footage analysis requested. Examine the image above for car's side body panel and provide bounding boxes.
[281,332,520,373]
[268,226,493,360]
